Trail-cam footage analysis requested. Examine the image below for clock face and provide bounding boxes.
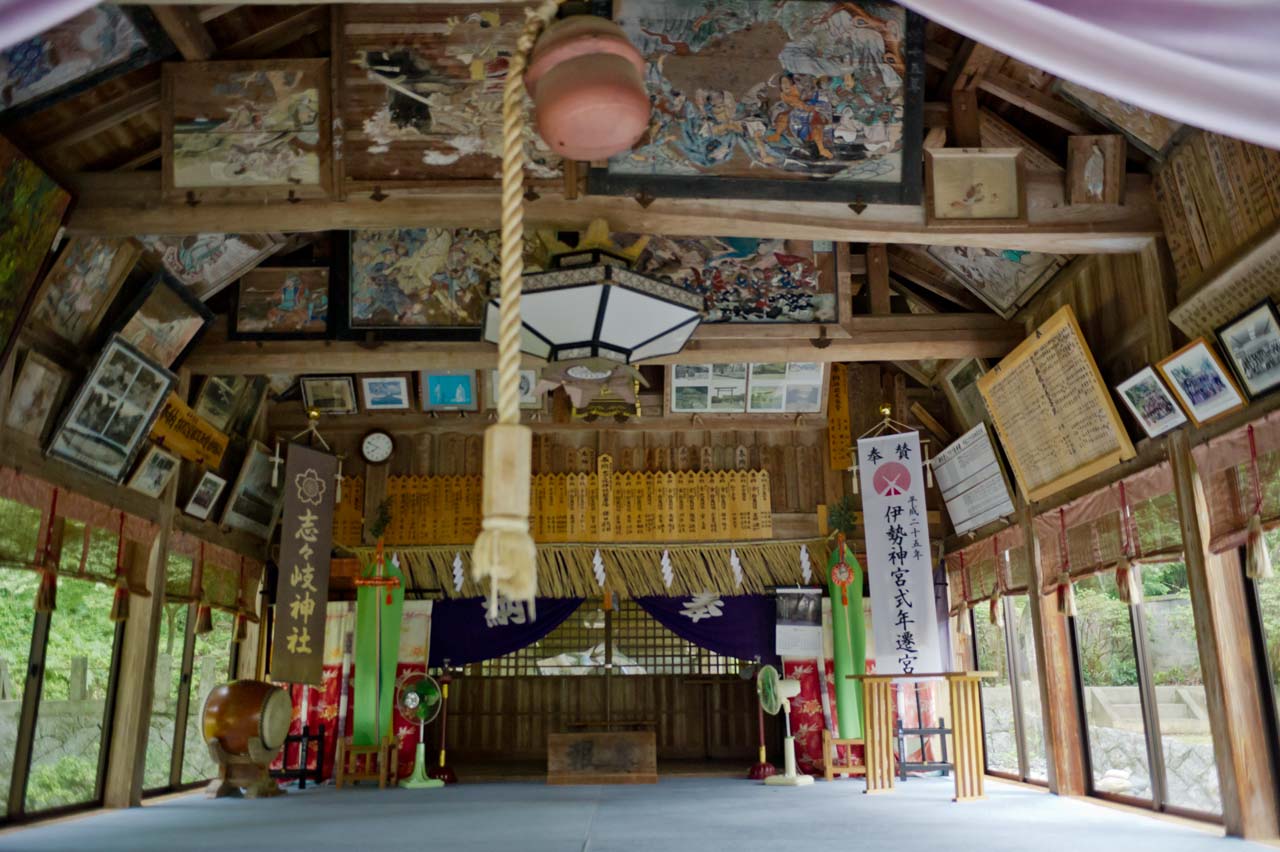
[361,431,394,464]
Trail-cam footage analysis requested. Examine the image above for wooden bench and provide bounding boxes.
[335,735,398,789]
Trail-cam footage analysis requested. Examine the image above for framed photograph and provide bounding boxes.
[669,362,826,415]
[30,237,141,348]
[925,148,1026,225]
[193,375,268,435]
[1215,300,1280,399]
[162,59,333,202]
[137,233,285,301]
[484,369,541,411]
[587,1,924,204]
[1115,367,1188,439]
[926,246,1067,319]
[942,358,990,431]
[301,375,358,415]
[0,6,173,121]
[46,334,176,483]
[230,267,329,340]
[360,375,414,411]
[221,441,285,539]
[114,273,213,369]
[126,444,180,498]
[0,136,72,373]
[1157,338,1246,426]
[184,470,227,521]
[420,370,478,412]
[5,350,70,442]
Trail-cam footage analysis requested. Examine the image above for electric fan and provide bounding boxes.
[756,665,814,787]
[395,671,445,789]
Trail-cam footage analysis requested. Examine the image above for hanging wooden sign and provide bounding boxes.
[269,443,338,685]
[149,392,228,468]
[828,363,852,471]
[977,305,1135,502]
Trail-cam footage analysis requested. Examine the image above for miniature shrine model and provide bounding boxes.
[0,1,1278,850]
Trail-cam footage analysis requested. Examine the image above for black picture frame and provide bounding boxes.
[331,230,485,343]
[585,5,926,205]
[110,272,213,370]
[1214,298,1280,400]
[45,333,177,484]
[0,6,175,125]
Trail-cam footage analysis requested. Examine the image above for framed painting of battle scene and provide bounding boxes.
[588,0,924,203]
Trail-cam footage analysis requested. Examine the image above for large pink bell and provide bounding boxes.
[525,16,650,162]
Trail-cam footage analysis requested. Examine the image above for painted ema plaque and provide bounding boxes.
[857,431,942,676]
[270,443,338,685]
[977,305,1134,503]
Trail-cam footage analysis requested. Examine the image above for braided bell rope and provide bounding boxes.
[496,0,561,425]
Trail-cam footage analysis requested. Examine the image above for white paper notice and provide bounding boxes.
[933,423,1015,536]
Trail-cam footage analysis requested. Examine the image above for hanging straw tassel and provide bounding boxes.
[471,0,560,614]
[234,613,249,644]
[1246,425,1274,580]
[989,534,1003,626]
[955,601,971,636]
[1055,572,1077,617]
[955,550,971,635]
[988,592,1003,626]
[35,568,57,613]
[194,604,214,635]
[109,512,129,623]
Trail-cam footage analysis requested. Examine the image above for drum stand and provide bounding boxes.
[206,739,285,799]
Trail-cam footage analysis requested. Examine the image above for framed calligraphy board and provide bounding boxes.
[149,393,228,469]
[977,305,1135,503]
[270,443,338,685]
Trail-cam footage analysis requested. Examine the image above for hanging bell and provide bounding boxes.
[525,16,650,161]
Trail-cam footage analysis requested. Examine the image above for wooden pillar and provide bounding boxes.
[103,532,170,808]
[1168,430,1279,839]
[1017,501,1087,795]
[867,244,891,315]
[948,673,987,801]
[860,676,895,793]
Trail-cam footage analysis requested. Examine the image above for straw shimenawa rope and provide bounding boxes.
[471,0,562,616]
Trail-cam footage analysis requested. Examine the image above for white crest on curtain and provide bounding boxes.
[680,592,724,622]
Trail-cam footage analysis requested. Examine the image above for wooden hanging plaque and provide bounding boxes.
[977,305,1134,502]
[149,392,228,468]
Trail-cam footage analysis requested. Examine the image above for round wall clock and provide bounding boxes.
[360,429,395,465]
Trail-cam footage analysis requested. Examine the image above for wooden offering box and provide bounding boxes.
[547,731,658,785]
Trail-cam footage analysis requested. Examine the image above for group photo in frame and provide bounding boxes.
[1115,366,1187,439]
[1215,299,1280,400]
[1157,338,1246,426]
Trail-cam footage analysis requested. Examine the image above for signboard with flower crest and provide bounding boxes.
[269,443,338,684]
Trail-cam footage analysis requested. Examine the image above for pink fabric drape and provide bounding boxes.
[901,0,1280,151]
[0,0,99,51]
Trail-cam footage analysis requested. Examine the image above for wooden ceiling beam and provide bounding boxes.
[220,6,326,59]
[150,5,216,60]
[29,80,162,151]
[64,172,1161,254]
[886,245,990,311]
[185,314,1022,376]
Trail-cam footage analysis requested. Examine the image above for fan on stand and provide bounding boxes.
[395,671,445,789]
[743,663,776,780]
[756,664,814,787]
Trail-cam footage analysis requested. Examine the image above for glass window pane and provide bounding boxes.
[973,607,1018,775]
[1073,572,1152,801]
[182,609,234,784]
[0,570,39,818]
[25,577,117,813]
[143,602,189,791]
[1011,596,1048,782]
[1137,561,1222,815]
[1257,529,1280,716]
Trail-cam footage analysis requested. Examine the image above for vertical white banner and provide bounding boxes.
[857,431,942,675]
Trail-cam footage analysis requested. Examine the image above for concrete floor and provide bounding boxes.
[0,776,1260,852]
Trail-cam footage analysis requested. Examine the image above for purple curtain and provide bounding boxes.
[428,596,583,667]
[634,594,777,665]
[0,0,98,51]
[900,0,1280,150]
